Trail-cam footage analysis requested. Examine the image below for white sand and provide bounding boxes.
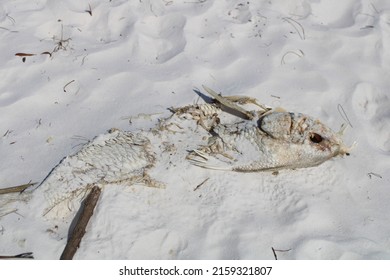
[0,0,389,259]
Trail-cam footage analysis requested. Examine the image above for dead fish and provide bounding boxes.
[10,86,352,220]
[189,110,351,172]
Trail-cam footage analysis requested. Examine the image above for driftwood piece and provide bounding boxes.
[60,186,101,260]
[0,182,37,195]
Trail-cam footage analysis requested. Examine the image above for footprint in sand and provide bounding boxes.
[352,82,390,151]
[201,220,240,259]
[293,237,389,259]
[227,2,252,24]
[128,229,186,259]
[260,181,308,225]
[132,14,186,64]
[199,175,308,259]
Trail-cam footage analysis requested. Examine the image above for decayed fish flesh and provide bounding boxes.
[7,86,352,220]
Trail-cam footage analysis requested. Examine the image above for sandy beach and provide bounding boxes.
[1,0,389,259]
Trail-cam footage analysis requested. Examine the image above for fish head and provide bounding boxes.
[258,112,350,166]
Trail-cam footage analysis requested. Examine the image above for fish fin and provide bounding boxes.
[188,150,233,171]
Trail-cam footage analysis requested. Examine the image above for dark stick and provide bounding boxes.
[271,247,278,260]
[193,178,209,191]
[0,252,34,259]
[271,247,292,260]
[60,186,101,260]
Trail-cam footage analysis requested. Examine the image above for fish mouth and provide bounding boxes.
[338,141,357,156]
[334,123,356,156]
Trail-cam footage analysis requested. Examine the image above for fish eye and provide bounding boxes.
[309,133,323,143]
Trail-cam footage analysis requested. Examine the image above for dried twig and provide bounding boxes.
[281,50,304,65]
[15,52,36,62]
[163,0,173,5]
[81,54,88,65]
[367,172,382,179]
[0,26,17,32]
[283,17,305,40]
[15,53,36,57]
[0,209,17,218]
[6,14,16,24]
[337,104,353,128]
[3,129,13,137]
[184,0,207,3]
[271,247,292,260]
[63,80,75,92]
[271,247,278,260]
[194,178,209,191]
[360,25,374,30]
[0,182,37,195]
[52,24,71,53]
[0,252,34,259]
[202,85,255,120]
[35,118,42,129]
[60,186,101,260]
[85,4,92,16]
[41,51,52,57]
